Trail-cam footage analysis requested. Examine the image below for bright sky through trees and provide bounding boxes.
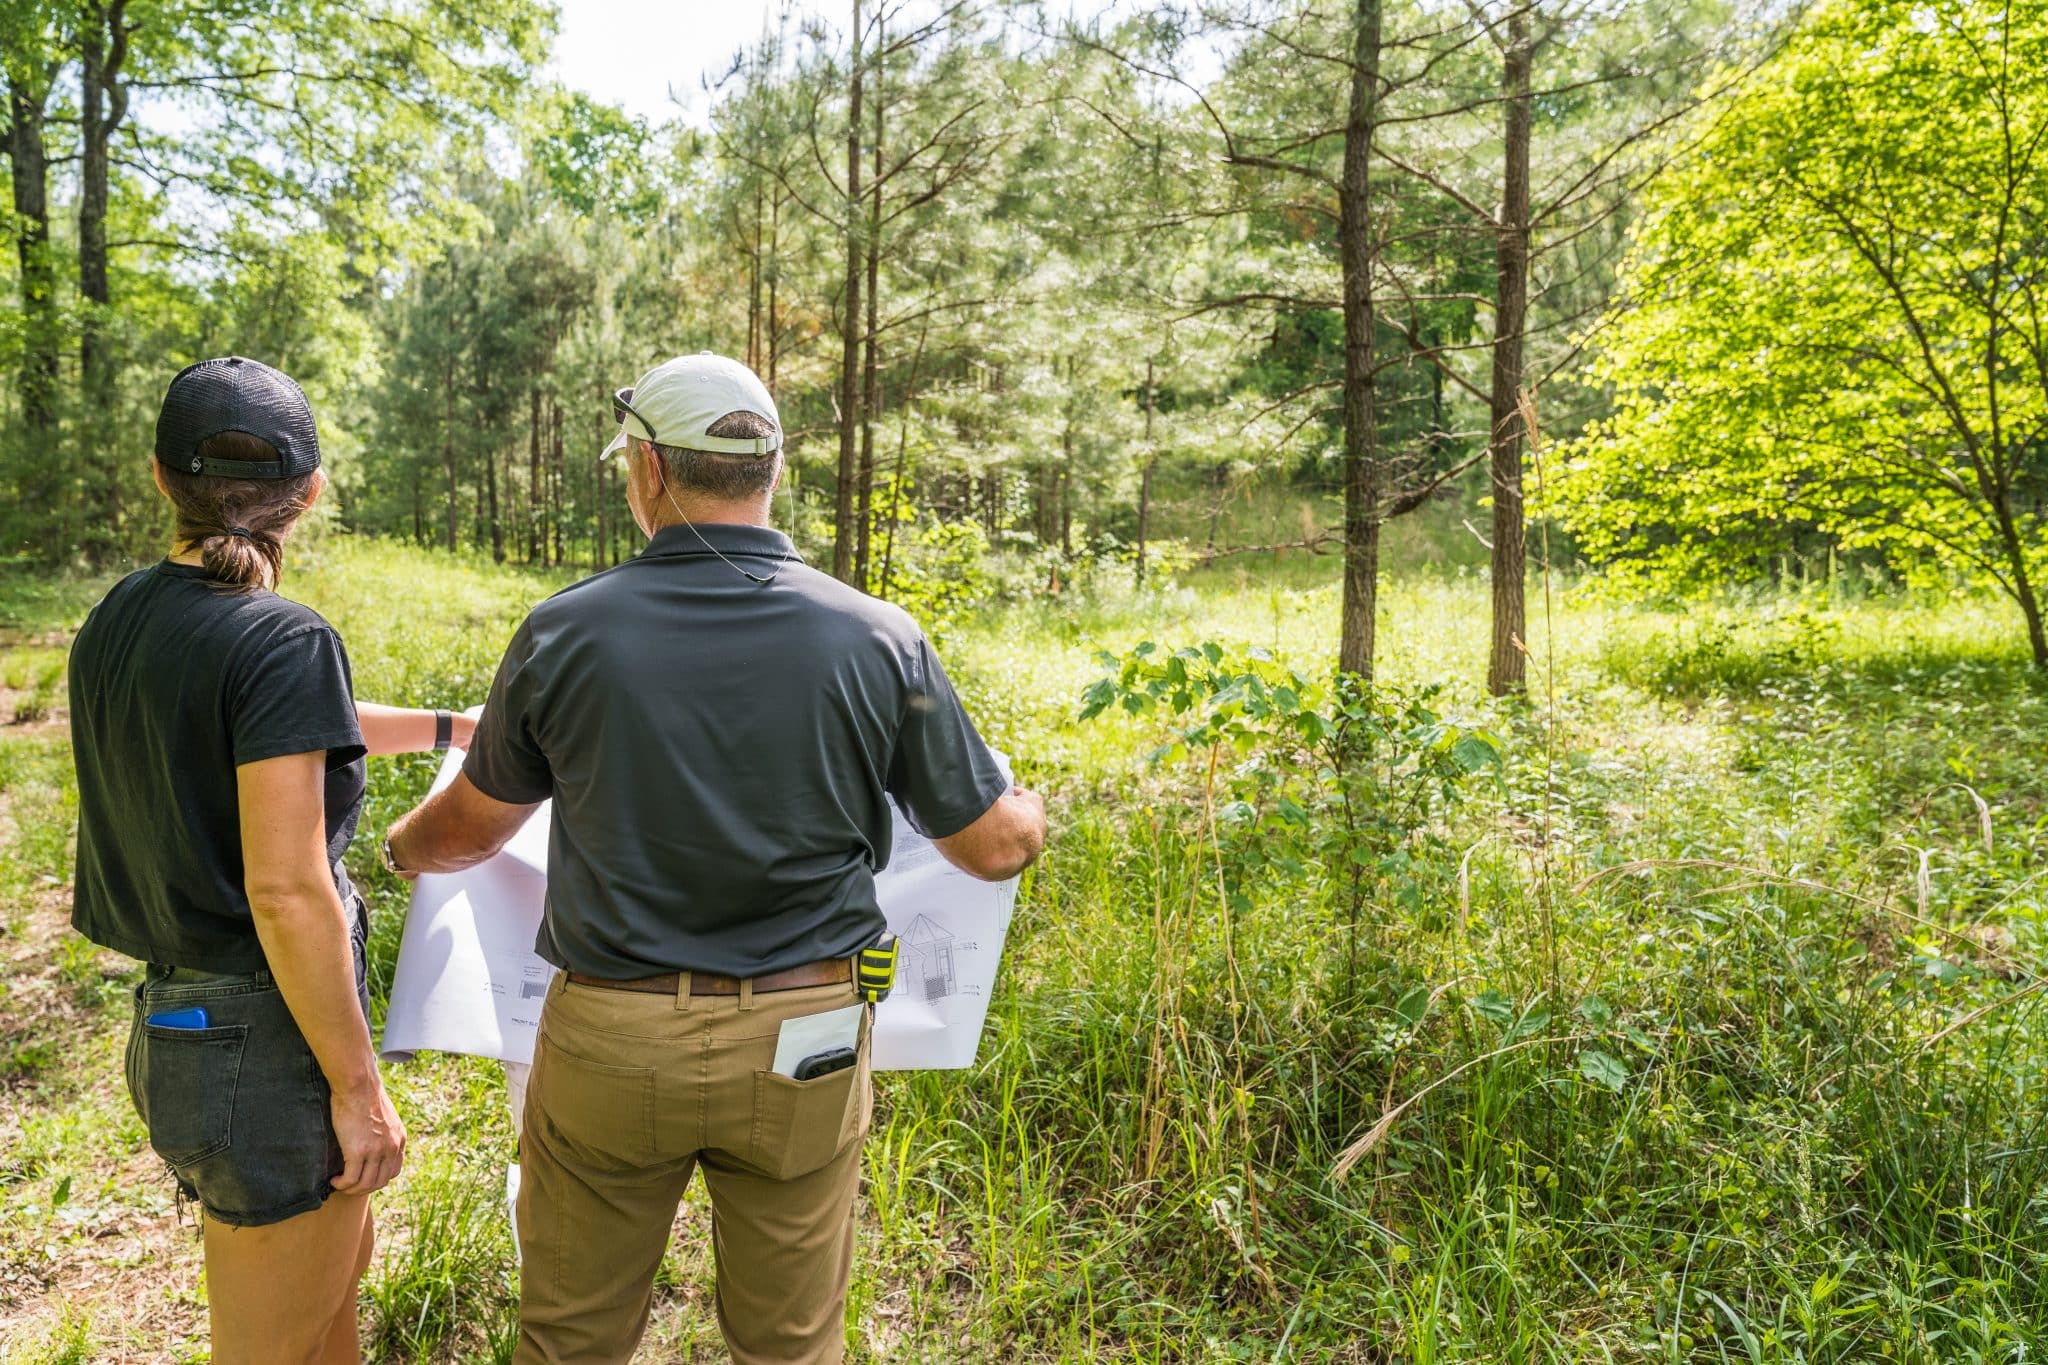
[546,0,1179,125]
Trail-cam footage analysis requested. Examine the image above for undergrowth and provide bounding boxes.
[0,540,2041,1361]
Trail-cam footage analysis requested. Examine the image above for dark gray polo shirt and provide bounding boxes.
[462,522,1009,979]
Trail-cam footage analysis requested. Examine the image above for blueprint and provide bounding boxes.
[380,729,1018,1072]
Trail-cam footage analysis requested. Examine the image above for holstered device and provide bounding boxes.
[855,934,898,1004]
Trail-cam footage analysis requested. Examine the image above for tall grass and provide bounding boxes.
[0,535,2041,1360]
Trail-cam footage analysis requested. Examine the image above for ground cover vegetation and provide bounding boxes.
[1,0,2045,1359]
[0,535,2042,1361]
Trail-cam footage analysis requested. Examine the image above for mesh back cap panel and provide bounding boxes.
[155,356,321,480]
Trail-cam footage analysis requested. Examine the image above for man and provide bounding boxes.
[383,352,1046,1364]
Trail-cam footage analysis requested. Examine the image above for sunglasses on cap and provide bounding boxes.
[613,387,659,445]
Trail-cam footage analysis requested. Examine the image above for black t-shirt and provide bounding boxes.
[69,561,367,971]
[463,522,1009,979]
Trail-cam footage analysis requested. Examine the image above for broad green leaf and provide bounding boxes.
[1578,1049,1629,1093]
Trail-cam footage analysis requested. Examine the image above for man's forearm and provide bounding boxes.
[386,774,538,875]
[247,888,381,1099]
[387,800,496,875]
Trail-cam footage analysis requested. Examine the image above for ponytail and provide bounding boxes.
[196,519,287,591]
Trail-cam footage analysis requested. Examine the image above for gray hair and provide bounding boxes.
[652,409,781,501]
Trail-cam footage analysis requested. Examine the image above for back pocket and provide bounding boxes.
[750,1049,867,1181]
[131,1019,248,1168]
[531,1030,659,1168]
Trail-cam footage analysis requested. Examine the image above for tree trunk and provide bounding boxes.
[1136,357,1156,587]
[1337,0,1384,680]
[486,439,504,563]
[473,444,488,552]
[1059,467,1072,555]
[550,395,565,567]
[854,66,883,593]
[879,407,913,602]
[9,81,55,436]
[1985,481,2048,666]
[78,1,130,554]
[1486,3,1534,696]
[532,384,548,560]
[595,423,609,571]
[8,70,60,556]
[768,191,782,396]
[748,174,764,372]
[443,361,460,552]
[832,0,865,582]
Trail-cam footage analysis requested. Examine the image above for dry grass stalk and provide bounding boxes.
[1332,1036,1555,1182]
[1919,976,2048,1051]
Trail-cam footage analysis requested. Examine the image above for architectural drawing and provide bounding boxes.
[901,914,958,1002]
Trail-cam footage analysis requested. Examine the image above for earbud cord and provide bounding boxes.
[660,473,796,587]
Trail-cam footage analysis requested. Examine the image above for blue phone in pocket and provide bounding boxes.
[146,1007,210,1030]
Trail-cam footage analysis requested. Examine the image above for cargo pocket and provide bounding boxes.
[133,1020,248,1168]
[751,1043,868,1181]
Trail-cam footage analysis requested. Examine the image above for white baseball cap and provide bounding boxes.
[600,352,783,461]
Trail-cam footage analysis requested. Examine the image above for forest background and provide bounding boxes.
[1,0,2046,1360]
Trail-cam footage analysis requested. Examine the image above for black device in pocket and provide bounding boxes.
[792,1046,858,1081]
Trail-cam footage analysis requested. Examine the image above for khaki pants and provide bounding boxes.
[512,972,872,1365]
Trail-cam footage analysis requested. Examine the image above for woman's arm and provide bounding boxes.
[238,750,406,1195]
[355,702,477,756]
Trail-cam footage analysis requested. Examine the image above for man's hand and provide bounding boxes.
[932,784,1047,882]
[330,1081,406,1194]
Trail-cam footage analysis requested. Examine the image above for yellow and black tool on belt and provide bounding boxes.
[855,934,898,1004]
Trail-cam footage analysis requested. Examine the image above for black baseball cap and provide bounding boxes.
[155,356,321,479]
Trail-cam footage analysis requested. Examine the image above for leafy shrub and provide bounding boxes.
[1082,641,1503,983]
[879,519,997,638]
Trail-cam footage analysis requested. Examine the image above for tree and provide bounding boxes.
[1086,3,1497,678]
[1,4,63,557]
[0,0,552,564]
[1359,0,1745,694]
[1556,0,2048,663]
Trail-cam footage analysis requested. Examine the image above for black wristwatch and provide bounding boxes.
[433,708,452,752]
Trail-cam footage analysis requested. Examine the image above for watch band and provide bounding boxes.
[381,836,406,877]
[433,709,452,752]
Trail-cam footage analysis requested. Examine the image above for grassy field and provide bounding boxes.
[0,527,2043,1363]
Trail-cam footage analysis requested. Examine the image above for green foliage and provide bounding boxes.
[2,545,2047,1358]
[1557,0,2048,657]
[0,1307,94,1365]
[1083,640,1501,966]
[361,1156,517,1362]
[528,90,664,221]
[876,519,998,639]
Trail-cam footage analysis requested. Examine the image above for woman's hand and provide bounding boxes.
[329,1081,407,1194]
[449,710,478,751]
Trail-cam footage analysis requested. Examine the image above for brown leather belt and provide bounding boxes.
[566,958,852,997]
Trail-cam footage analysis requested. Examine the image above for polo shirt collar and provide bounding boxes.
[640,522,801,564]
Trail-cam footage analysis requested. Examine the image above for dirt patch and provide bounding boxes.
[0,883,209,1361]
[0,685,67,734]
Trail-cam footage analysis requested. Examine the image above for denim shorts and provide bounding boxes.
[124,900,371,1227]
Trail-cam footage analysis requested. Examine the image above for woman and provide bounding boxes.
[67,356,473,1363]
